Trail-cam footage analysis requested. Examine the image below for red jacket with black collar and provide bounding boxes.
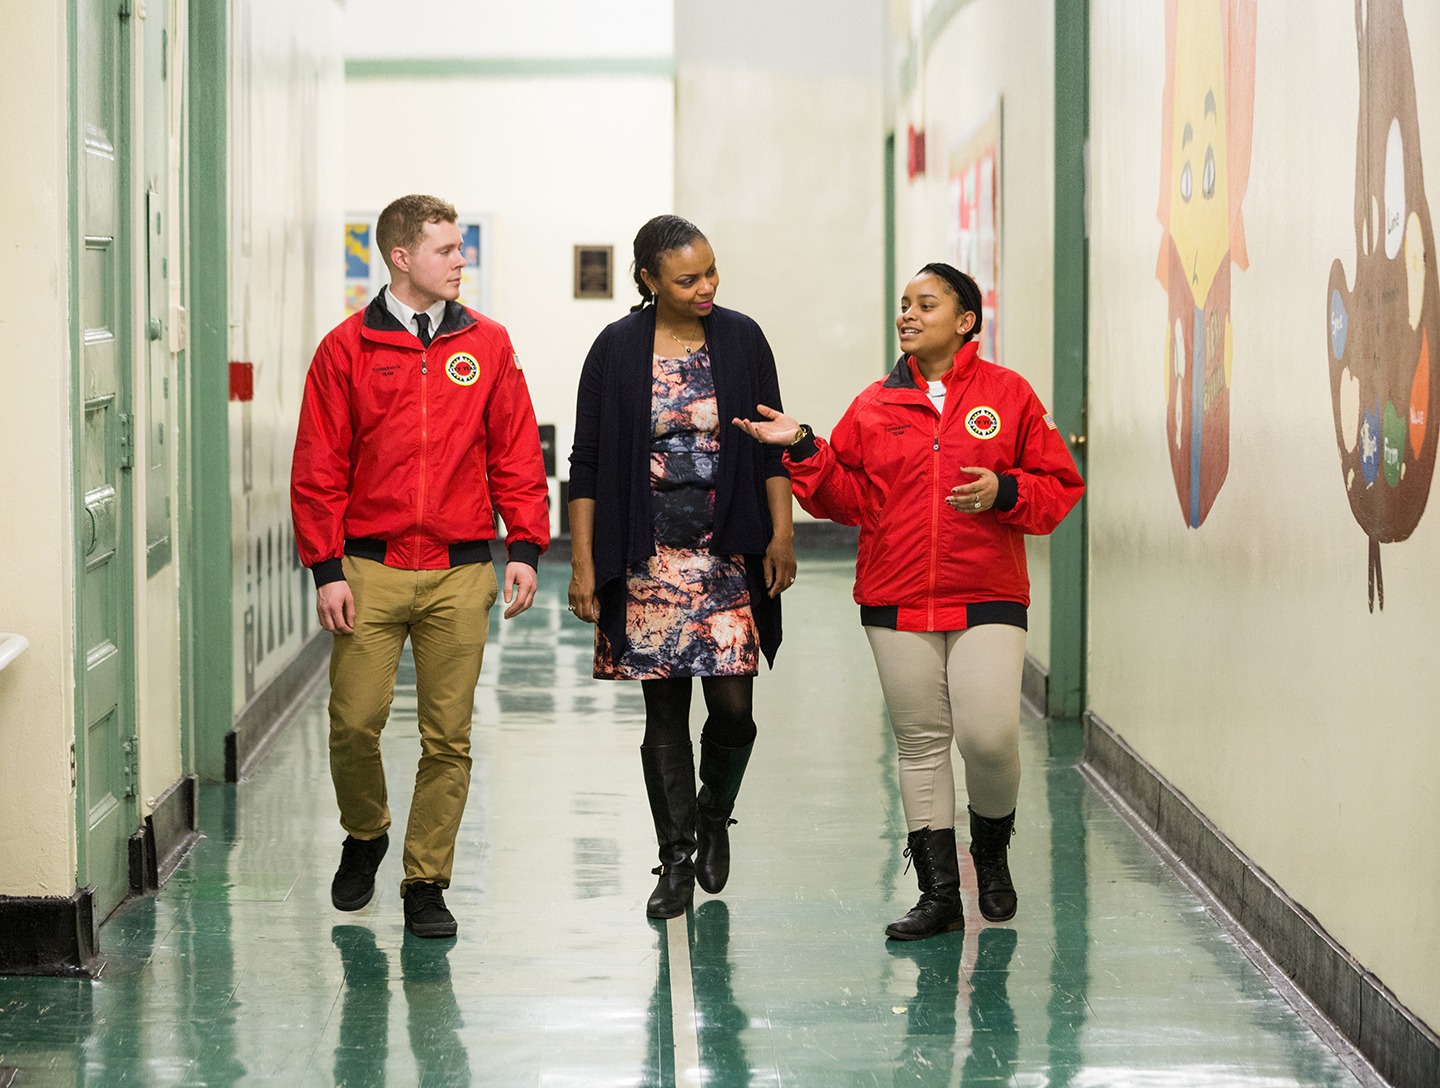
[291,292,550,586]
[785,342,1083,632]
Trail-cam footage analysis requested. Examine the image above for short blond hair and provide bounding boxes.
[376,194,457,271]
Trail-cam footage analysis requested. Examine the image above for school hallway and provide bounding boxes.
[0,552,1382,1087]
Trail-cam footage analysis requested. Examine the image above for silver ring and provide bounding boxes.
[567,605,576,612]
[974,497,981,508]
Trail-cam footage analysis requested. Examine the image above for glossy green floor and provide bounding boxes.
[0,555,1379,1087]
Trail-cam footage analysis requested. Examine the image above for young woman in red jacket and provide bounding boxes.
[735,263,1084,941]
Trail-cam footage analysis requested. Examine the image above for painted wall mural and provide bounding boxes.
[1157,0,1257,528]
[1327,0,1438,611]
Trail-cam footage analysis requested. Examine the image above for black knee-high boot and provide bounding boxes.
[968,806,1017,922]
[640,744,697,919]
[886,827,964,941]
[695,735,753,894]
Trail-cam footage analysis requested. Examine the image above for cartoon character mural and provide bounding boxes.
[1157,0,1257,528]
[1327,0,1438,611]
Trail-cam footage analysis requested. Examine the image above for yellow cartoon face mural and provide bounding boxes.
[1326,0,1438,611]
[1157,0,1256,528]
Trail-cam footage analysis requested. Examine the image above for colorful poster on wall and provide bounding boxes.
[1156,0,1256,530]
[343,215,492,316]
[948,112,1000,363]
[1326,0,1438,611]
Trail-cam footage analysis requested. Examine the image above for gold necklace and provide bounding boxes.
[662,326,704,358]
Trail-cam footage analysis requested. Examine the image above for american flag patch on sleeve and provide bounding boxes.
[1043,413,1057,430]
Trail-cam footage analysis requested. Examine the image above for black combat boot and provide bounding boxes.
[968,806,1017,922]
[885,827,964,941]
[640,744,698,919]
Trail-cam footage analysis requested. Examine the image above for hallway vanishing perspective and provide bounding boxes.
[0,556,1380,1086]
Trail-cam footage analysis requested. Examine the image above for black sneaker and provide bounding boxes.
[331,832,389,911]
[403,881,457,939]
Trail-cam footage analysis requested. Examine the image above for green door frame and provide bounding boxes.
[884,131,897,365]
[1049,0,1089,720]
[184,2,232,781]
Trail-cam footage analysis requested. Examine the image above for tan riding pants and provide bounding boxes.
[328,556,498,892]
[864,623,1026,831]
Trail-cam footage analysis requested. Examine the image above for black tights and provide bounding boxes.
[641,676,756,749]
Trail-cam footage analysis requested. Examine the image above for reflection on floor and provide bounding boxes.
[0,554,1379,1086]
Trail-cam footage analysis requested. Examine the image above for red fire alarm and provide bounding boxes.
[229,361,254,402]
[907,124,927,179]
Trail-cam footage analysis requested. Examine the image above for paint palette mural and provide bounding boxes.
[1157,0,1256,528]
[1327,0,1438,610]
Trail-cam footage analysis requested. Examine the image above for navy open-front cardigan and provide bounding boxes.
[568,303,788,667]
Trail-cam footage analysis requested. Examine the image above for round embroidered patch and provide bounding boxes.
[965,406,1002,440]
[446,353,480,387]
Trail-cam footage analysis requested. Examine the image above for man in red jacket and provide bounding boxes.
[291,194,550,938]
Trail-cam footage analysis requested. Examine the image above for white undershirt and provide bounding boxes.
[383,287,446,342]
[926,379,946,416]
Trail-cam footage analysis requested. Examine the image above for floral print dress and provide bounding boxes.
[594,348,760,679]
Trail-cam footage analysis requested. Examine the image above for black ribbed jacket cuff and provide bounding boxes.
[994,474,1019,511]
[507,540,542,569]
[311,558,345,588]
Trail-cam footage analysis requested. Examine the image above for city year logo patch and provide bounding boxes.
[446,353,480,387]
[965,406,1001,440]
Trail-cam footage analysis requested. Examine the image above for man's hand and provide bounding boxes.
[502,562,538,619]
[317,581,356,635]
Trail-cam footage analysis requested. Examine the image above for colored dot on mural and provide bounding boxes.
[1383,401,1405,488]
[1411,329,1430,458]
[1361,408,1381,486]
[1330,289,1349,360]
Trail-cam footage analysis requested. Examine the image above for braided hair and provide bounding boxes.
[630,215,708,312]
[917,262,984,344]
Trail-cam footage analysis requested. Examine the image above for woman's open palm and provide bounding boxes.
[732,403,801,446]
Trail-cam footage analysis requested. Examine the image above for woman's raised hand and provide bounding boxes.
[732,404,801,446]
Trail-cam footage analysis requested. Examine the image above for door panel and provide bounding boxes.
[76,0,137,919]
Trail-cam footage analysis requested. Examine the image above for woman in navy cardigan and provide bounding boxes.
[568,215,795,919]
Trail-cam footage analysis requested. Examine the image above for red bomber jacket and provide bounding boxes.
[786,342,1083,632]
[291,293,550,587]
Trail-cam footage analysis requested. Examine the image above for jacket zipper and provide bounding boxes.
[415,348,429,563]
[928,423,941,630]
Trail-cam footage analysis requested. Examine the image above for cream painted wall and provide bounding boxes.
[229,0,347,713]
[674,0,886,519]
[342,74,675,498]
[889,0,1059,666]
[342,0,673,59]
[135,0,187,816]
[0,6,78,896]
[1089,0,1440,1029]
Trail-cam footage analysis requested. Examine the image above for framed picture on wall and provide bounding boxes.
[948,106,1001,363]
[574,245,614,299]
[344,213,494,316]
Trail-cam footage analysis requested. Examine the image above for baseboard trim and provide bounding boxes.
[128,774,201,893]
[0,887,99,977]
[226,631,330,782]
[1083,711,1440,1088]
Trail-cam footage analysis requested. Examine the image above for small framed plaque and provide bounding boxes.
[574,245,614,299]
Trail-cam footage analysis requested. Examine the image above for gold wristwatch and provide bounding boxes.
[789,424,812,447]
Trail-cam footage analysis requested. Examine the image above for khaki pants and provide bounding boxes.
[864,623,1026,831]
[328,556,499,892]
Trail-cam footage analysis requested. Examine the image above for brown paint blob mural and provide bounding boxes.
[1327,0,1438,611]
[1157,0,1257,529]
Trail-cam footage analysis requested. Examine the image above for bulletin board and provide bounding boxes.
[344,213,493,316]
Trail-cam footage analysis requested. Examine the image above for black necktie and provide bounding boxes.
[415,312,433,348]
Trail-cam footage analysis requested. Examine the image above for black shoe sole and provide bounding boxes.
[884,917,964,941]
[405,918,457,939]
[331,884,377,912]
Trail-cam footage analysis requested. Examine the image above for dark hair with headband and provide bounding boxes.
[918,262,983,344]
[630,215,708,312]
